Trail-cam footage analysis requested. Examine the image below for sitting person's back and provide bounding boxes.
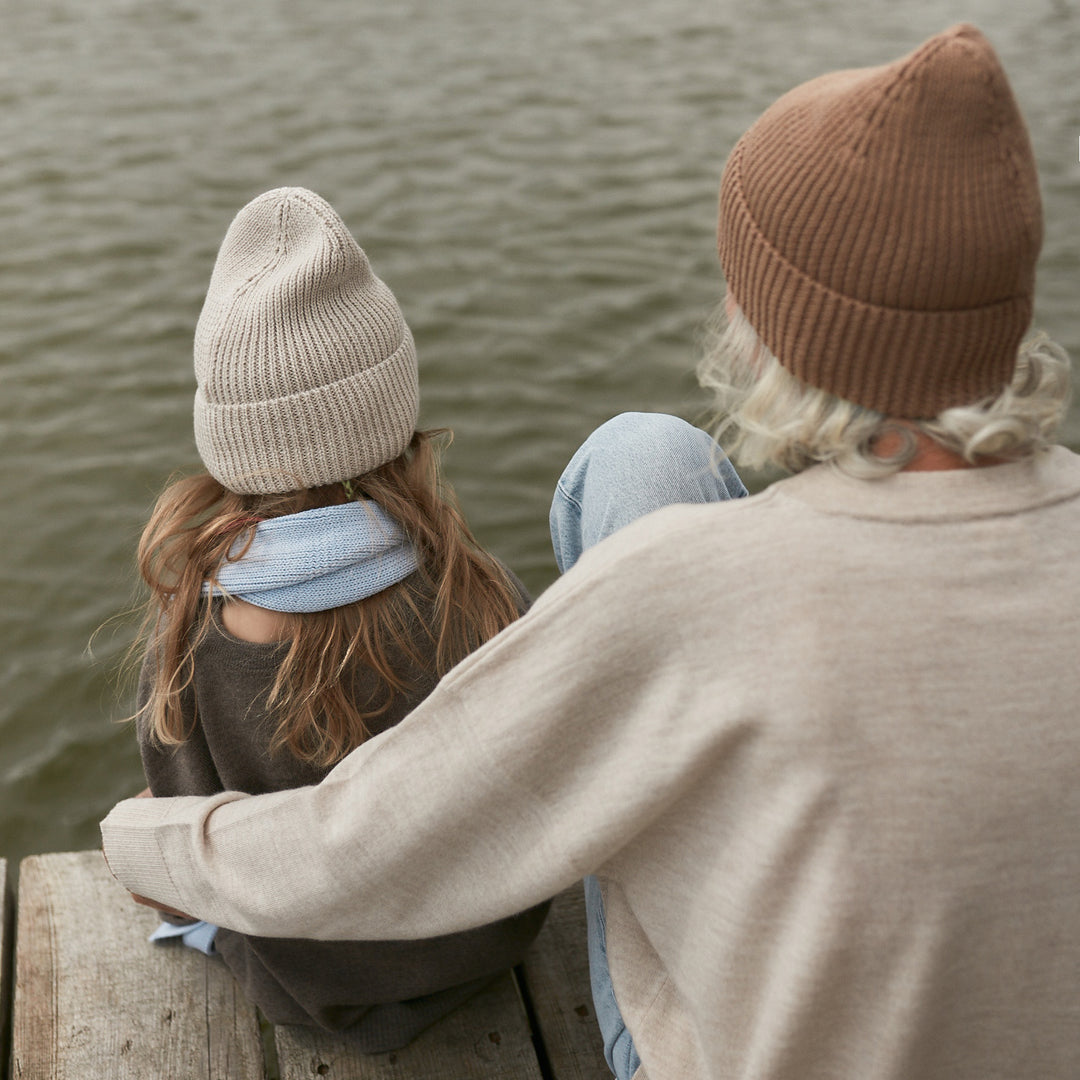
[131,187,548,1049]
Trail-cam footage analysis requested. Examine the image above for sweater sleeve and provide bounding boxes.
[136,650,225,799]
[101,520,741,941]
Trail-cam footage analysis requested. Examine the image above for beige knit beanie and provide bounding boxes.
[194,187,419,494]
[718,24,1042,418]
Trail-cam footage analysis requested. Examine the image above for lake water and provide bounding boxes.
[2,0,1078,866]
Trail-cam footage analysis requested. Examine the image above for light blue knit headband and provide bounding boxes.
[204,502,419,613]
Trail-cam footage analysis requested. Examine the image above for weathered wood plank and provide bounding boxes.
[2,859,12,1080]
[12,851,264,1080]
[274,970,543,1080]
[517,887,608,1080]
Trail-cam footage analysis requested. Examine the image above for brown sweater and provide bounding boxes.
[137,582,548,1050]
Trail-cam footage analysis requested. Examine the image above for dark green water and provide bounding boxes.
[2,0,1078,865]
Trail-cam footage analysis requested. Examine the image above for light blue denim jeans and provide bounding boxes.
[549,412,746,1079]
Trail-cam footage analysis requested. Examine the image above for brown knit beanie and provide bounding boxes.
[194,188,419,494]
[718,24,1042,418]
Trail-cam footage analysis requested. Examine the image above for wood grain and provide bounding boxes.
[517,887,608,1080]
[2,859,11,1080]
[274,970,543,1080]
[11,851,264,1080]
[6,860,603,1079]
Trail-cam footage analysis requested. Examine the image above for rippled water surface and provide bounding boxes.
[2,0,1078,863]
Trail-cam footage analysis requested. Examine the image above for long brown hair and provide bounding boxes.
[135,430,522,767]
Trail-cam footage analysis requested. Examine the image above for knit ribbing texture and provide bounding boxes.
[203,502,419,613]
[717,24,1042,418]
[194,188,419,493]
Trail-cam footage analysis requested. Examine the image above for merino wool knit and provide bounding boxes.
[194,188,419,494]
[717,25,1042,418]
[137,586,548,1048]
[105,449,1080,1080]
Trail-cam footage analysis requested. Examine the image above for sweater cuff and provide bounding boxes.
[100,796,195,911]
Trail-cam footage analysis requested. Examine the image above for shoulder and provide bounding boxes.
[470,489,790,651]
[490,558,532,614]
[547,482,795,588]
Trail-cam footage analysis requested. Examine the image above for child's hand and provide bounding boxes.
[131,891,195,921]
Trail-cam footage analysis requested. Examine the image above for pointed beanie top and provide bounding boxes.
[718,24,1042,417]
[194,187,419,494]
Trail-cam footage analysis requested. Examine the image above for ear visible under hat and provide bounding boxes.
[194,187,419,494]
[718,24,1041,418]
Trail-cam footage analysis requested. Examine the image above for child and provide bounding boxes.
[131,187,548,1049]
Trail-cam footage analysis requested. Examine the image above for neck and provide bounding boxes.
[874,424,999,472]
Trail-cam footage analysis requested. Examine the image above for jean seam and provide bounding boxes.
[554,479,584,512]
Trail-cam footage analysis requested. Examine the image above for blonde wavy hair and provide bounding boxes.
[697,303,1072,478]
[134,429,522,767]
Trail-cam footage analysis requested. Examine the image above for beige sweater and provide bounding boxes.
[103,448,1080,1080]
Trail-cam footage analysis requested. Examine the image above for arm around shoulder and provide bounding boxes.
[101,542,736,941]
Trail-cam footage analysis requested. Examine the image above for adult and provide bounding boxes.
[103,24,1080,1080]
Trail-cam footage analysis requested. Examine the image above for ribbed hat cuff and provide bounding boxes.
[195,340,418,494]
[719,150,1030,418]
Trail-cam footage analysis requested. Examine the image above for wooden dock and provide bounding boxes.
[1,853,609,1080]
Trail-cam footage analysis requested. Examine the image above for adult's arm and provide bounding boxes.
[101,513,735,942]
